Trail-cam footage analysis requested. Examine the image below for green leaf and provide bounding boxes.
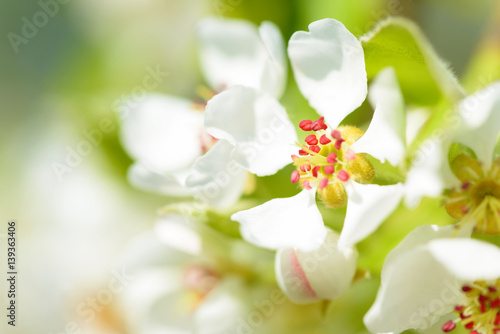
[361,17,465,106]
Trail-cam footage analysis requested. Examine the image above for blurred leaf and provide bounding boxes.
[361,17,465,106]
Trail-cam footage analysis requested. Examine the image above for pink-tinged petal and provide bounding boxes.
[276,231,357,304]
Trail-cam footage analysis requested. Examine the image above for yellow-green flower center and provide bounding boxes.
[444,154,500,235]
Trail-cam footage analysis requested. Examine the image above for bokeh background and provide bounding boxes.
[1,0,499,333]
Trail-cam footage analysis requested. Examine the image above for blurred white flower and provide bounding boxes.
[117,214,250,334]
[363,224,500,334]
[440,82,500,235]
[120,17,297,209]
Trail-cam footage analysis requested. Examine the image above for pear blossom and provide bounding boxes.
[229,19,408,257]
[117,214,251,334]
[232,189,358,304]
[363,223,500,334]
[119,17,296,208]
[440,82,500,235]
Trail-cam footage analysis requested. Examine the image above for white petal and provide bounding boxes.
[155,215,202,256]
[197,18,286,97]
[259,21,288,98]
[403,139,445,208]
[275,231,358,304]
[232,189,327,252]
[381,224,471,281]
[364,244,462,333]
[339,182,404,248]
[119,94,204,172]
[288,18,367,128]
[351,67,406,166]
[406,108,429,145]
[128,163,191,197]
[119,269,189,334]
[205,86,297,176]
[427,238,500,281]
[457,82,500,168]
[185,140,247,209]
[364,224,472,333]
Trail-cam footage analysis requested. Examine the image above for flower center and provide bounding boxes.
[290,117,374,208]
[442,280,500,334]
[182,264,219,312]
[444,154,500,235]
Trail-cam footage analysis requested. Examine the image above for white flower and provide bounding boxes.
[117,214,250,334]
[363,224,500,334]
[232,190,358,303]
[440,82,500,235]
[119,17,296,208]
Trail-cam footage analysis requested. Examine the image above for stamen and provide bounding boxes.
[442,320,456,332]
[337,170,349,182]
[305,134,318,145]
[331,130,342,140]
[345,149,356,161]
[303,180,312,190]
[324,165,335,175]
[299,120,313,131]
[327,153,338,164]
[335,139,345,150]
[319,134,331,145]
[319,178,329,189]
[291,171,300,184]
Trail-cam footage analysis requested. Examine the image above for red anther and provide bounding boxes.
[291,154,299,162]
[461,206,469,214]
[493,330,500,334]
[470,331,480,334]
[464,322,474,330]
[335,139,345,150]
[311,117,327,131]
[299,149,309,156]
[345,149,356,161]
[319,178,329,189]
[442,320,456,332]
[319,134,331,145]
[291,170,300,184]
[460,312,470,320]
[312,166,320,178]
[305,134,318,145]
[489,286,498,293]
[461,182,470,190]
[303,180,312,190]
[479,294,489,303]
[331,129,342,140]
[309,145,321,153]
[305,165,312,172]
[495,312,500,325]
[337,170,349,182]
[491,298,500,309]
[327,153,338,164]
[454,305,464,312]
[462,286,472,292]
[300,165,306,172]
[299,120,313,131]
[324,165,335,175]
